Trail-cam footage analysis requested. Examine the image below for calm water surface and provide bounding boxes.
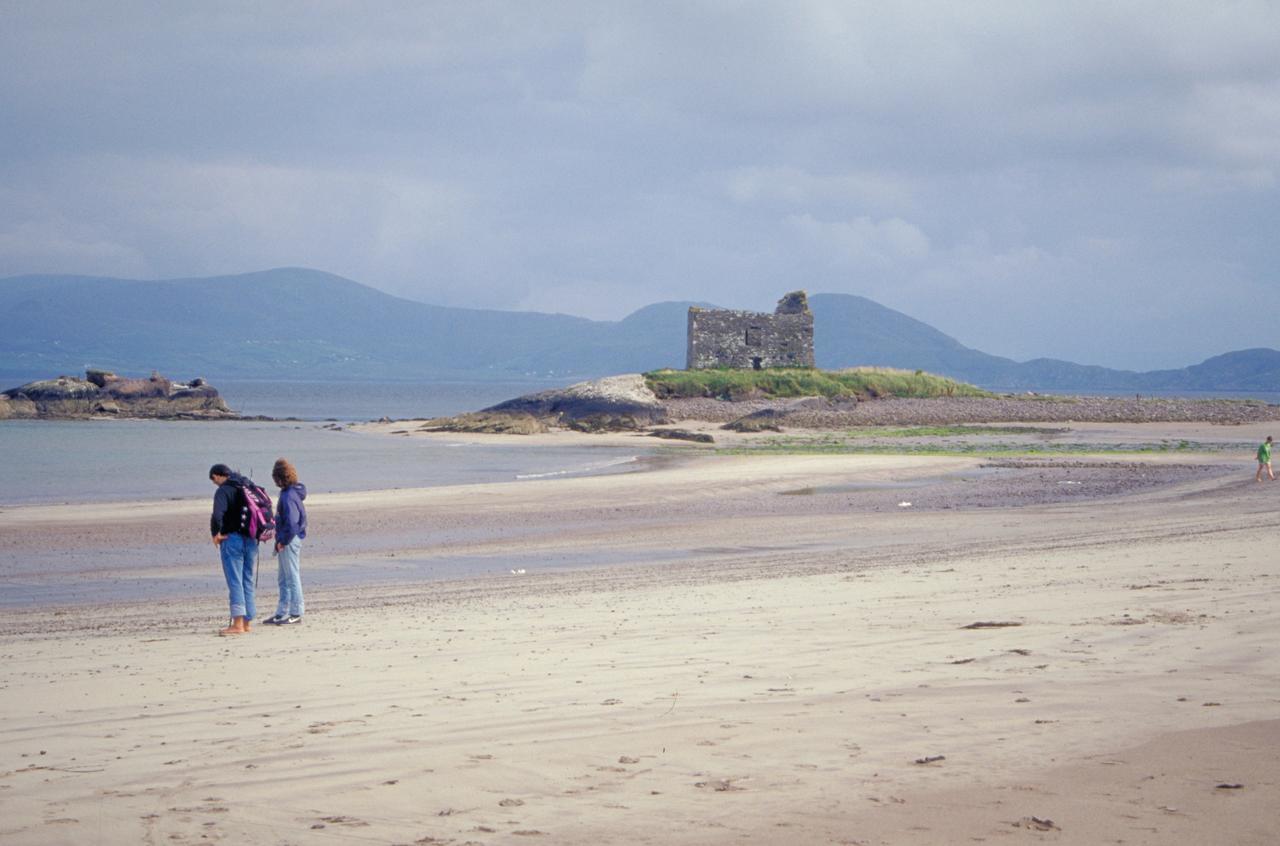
[216,378,562,422]
[0,418,647,505]
[0,380,645,506]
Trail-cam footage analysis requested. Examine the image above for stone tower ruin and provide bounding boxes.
[686,291,815,370]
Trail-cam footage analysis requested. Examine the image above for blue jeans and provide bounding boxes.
[219,533,258,619]
[275,537,304,617]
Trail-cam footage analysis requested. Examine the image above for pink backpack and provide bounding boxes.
[238,480,276,543]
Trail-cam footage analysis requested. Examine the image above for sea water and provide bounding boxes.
[0,418,648,506]
[0,381,659,606]
[215,378,563,422]
[0,379,645,506]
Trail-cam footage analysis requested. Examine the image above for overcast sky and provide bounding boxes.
[2,2,1277,369]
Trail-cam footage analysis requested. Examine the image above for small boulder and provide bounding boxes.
[85,369,118,388]
[723,409,786,432]
[648,428,714,443]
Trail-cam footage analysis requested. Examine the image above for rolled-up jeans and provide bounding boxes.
[219,532,258,620]
[275,536,304,618]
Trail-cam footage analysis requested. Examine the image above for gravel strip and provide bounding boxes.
[662,395,1280,427]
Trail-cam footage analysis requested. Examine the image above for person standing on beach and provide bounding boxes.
[209,463,260,636]
[1257,436,1274,482]
[266,457,307,625]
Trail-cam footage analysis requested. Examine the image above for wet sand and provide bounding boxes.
[1,421,1277,843]
[0,452,1238,608]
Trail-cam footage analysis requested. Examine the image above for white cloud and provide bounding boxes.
[788,213,931,266]
[0,219,151,279]
[2,2,1279,369]
[1184,79,1280,168]
[514,278,651,321]
[0,154,472,286]
[725,166,914,211]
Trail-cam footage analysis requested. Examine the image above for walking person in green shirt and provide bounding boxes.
[1257,436,1274,482]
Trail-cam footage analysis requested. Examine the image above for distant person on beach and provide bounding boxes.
[209,463,260,636]
[1257,436,1274,482]
[266,457,307,625]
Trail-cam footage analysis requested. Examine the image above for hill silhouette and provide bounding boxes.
[2,268,1276,392]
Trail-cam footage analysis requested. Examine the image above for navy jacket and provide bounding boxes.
[275,483,308,545]
[210,472,253,537]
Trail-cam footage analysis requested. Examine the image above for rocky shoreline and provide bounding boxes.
[8,368,1272,427]
[417,374,1280,434]
[0,370,236,420]
[666,393,1280,427]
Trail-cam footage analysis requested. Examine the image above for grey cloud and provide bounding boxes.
[1,2,1278,369]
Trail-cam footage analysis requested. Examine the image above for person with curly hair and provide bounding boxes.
[265,457,307,624]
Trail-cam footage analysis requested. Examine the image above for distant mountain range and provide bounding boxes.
[2,267,1278,393]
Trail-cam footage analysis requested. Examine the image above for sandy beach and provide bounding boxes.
[1,420,1278,844]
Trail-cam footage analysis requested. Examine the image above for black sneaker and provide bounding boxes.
[281,615,303,625]
[262,614,287,625]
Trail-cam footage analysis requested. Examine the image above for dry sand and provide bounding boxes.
[1,422,1278,844]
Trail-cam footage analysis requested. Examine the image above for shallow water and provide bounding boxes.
[214,378,563,422]
[0,418,647,506]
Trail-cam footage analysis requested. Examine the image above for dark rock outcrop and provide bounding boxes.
[647,428,715,443]
[483,374,670,430]
[722,410,786,433]
[1,370,235,420]
[418,412,550,435]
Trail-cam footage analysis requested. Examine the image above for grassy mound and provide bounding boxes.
[644,367,991,401]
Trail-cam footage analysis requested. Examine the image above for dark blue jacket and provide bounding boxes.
[211,471,253,537]
[275,483,308,545]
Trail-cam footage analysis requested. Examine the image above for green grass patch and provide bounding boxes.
[644,366,992,401]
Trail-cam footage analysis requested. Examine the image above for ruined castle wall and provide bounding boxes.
[686,308,815,370]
